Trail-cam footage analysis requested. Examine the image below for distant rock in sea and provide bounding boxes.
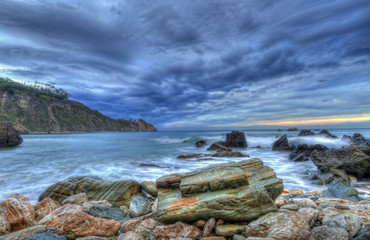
[0,122,23,147]
[287,127,298,131]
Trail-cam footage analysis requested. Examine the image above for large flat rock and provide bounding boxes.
[156,158,283,223]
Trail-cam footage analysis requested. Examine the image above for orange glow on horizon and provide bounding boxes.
[247,114,370,126]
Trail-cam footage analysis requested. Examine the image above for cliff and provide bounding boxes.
[0,78,156,133]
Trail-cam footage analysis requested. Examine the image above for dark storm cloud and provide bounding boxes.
[0,0,369,129]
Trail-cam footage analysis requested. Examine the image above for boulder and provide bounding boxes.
[0,195,35,232]
[298,129,315,136]
[297,207,319,227]
[311,226,349,240]
[207,142,232,152]
[0,122,23,147]
[318,129,337,138]
[134,218,161,239]
[61,193,88,205]
[156,158,283,223]
[225,131,247,148]
[140,181,158,197]
[129,195,151,217]
[39,176,140,207]
[153,222,201,240]
[244,212,311,240]
[289,144,328,162]
[85,205,130,222]
[323,213,364,238]
[323,178,360,202]
[272,135,293,151]
[39,204,120,239]
[34,198,60,221]
[120,212,156,233]
[202,218,215,237]
[195,140,207,148]
[0,225,47,240]
[311,146,370,179]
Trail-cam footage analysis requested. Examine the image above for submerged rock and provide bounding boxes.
[156,158,283,223]
[225,131,247,148]
[39,176,140,207]
[311,146,370,179]
[0,122,23,147]
[272,135,293,151]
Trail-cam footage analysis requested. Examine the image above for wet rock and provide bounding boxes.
[25,232,67,240]
[215,224,244,236]
[39,204,120,239]
[207,141,232,152]
[318,129,337,138]
[177,154,204,159]
[323,178,360,202]
[225,131,247,148]
[244,212,311,240]
[156,159,283,223]
[272,135,293,151]
[118,231,145,240]
[298,129,315,136]
[202,218,215,237]
[129,195,151,217]
[153,222,201,240]
[0,122,23,147]
[323,213,364,238]
[39,176,140,207]
[34,198,60,221]
[61,193,88,205]
[311,225,349,240]
[85,205,130,222]
[0,225,47,240]
[297,207,319,226]
[0,195,35,232]
[195,140,207,148]
[311,145,370,179]
[140,181,158,197]
[289,144,328,162]
[212,151,248,158]
[120,212,156,233]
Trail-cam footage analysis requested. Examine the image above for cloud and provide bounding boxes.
[0,0,369,129]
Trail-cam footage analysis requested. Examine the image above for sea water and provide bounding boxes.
[1,129,369,203]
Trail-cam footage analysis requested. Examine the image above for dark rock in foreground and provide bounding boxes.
[225,131,247,148]
[0,122,23,147]
[289,144,328,162]
[38,176,140,207]
[323,178,360,202]
[156,158,283,223]
[311,146,370,179]
[272,135,294,151]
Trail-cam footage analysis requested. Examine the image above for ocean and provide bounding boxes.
[1,129,369,203]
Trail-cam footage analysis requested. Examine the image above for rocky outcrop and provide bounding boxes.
[225,131,247,148]
[272,135,293,151]
[195,140,207,148]
[38,176,141,207]
[156,158,283,223]
[318,129,338,138]
[0,195,35,232]
[289,144,328,161]
[311,146,370,179]
[323,178,360,202]
[207,141,232,152]
[39,204,120,239]
[298,129,315,136]
[0,122,23,147]
[342,133,369,146]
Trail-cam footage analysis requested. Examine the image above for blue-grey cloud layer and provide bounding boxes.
[0,0,369,129]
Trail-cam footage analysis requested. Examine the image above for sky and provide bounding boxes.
[0,0,369,130]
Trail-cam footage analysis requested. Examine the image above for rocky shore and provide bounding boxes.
[1,130,369,240]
